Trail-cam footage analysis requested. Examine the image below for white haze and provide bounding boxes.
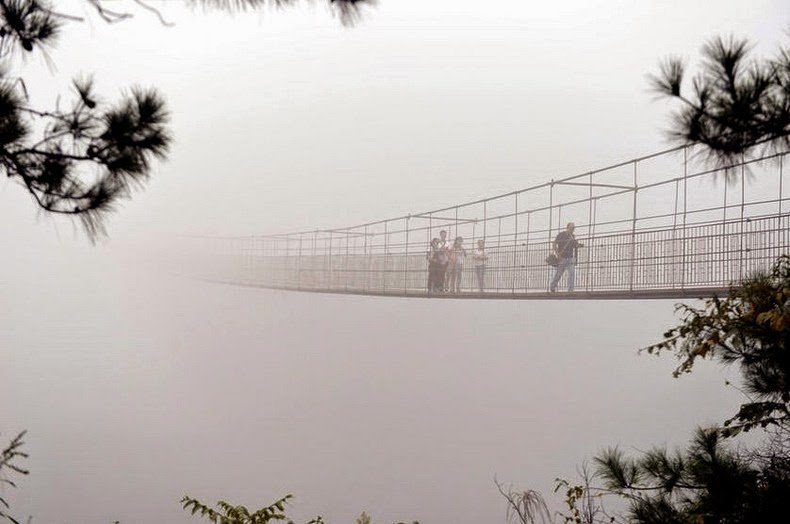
[1,1,788,522]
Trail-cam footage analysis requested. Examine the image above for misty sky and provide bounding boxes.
[2,1,789,522]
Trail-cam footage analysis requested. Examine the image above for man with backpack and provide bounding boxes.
[550,222,582,292]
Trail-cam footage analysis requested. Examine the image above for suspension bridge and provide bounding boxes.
[185,143,790,299]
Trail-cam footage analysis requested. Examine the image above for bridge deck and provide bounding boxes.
[207,279,731,301]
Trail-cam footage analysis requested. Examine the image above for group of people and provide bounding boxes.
[424,222,582,295]
[426,230,489,293]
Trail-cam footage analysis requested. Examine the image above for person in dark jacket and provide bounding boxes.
[550,222,582,292]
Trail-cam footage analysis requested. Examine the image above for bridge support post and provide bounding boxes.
[404,216,410,295]
[548,181,554,292]
[512,193,518,294]
[681,146,688,290]
[383,220,388,294]
[364,225,370,294]
[629,161,638,292]
[740,154,746,282]
[297,233,303,290]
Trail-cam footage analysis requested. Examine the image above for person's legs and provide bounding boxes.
[454,265,463,293]
[476,266,485,292]
[567,260,576,292]
[550,262,566,292]
[427,262,435,292]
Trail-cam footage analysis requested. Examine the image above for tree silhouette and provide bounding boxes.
[181,494,324,524]
[494,478,552,524]
[582,255,790,521]
[0,0,374,239]
[594,427,788,523]
[181,494,420,524]
[651,35,790,169]
[0,430,28,524]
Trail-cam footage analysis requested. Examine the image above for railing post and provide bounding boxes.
[313,230,318,289]
[780,155,785,216]
[512,192,518,294]
[404,216,410,295]
[740,153,746,281]
[720,164,729,285]
[364,225,370,294]
[345,230,350,292]
[629,161,638,292]
[454,206,459,292]
[671,177,679,289]
[548,181,554,242]
[681,146,688,290]
[586,172,593,292]
[525,211,531,291]
[548,181,554,291]
[427,213,433,293]
[497,216,502,292]
[383,220,388,294]
[454,206,459,242]
[297,233,303,290]
[328,231,333,291]
[483,200,487,240]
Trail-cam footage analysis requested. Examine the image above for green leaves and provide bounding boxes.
[180,494,327,524]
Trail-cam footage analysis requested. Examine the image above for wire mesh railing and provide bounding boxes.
[185,143,790,299]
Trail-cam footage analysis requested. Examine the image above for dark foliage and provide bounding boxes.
[551,256,790,523]
[181,494,325,523]
[190,0,377,26]
[0,431,28,524]
[651,36,790,169]
[644,255,790,435]
[0,0,372,239]
[594,427,789,523]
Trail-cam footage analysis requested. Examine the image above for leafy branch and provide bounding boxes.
[181,494,325,524]
[651,35,790,171]
[643,255,790,435]
[0,0,374,239]
[0,431,29,524]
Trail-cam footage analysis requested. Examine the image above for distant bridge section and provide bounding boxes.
[186,144,790,299]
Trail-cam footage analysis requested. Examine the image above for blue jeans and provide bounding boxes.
[550,257,575,292]
[475,265,485,292]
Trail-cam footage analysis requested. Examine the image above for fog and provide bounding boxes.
[2,1,788,522]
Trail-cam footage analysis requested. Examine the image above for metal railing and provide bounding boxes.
[186,144,790,299]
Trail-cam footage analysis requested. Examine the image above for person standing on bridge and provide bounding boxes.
[427,237,448,293]
[473,239,488,292]
[427,238,440,293]
[438,230,449,292]
[550,222,582,293]
[448,236,467,293]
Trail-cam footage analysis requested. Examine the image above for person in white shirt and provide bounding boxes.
[438,229,449,291]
